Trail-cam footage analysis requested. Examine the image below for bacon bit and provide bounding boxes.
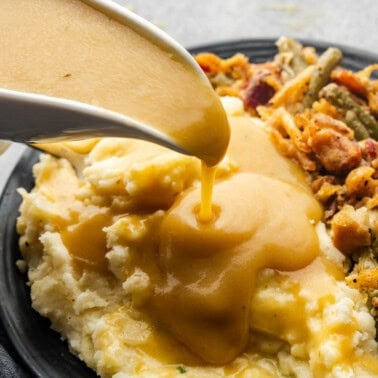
[199,64,211,73]
[244,71,275,110]
[331,69,367,98]
[359,139,378,161]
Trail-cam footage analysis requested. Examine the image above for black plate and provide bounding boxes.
[0,39,377,377]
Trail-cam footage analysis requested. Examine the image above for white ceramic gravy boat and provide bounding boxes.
[0,0,211,157]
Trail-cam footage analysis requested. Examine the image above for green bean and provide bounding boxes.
[320,83,378,140]
[275,37,307,77]
[302,48,342,108]
[356,106,378,138]
[344,110,371,140]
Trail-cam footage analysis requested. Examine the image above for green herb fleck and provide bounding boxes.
[177,366,187,374]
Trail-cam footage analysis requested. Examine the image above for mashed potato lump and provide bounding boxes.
[16,98,378,377]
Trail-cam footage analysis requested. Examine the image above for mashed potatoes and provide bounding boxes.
[17,99,378,377]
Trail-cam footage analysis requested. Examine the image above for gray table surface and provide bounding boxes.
[1,0,377,194]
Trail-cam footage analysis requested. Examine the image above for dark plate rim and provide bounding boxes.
[188,37,378,62]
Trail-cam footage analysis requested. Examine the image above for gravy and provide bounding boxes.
[150,117,322,363]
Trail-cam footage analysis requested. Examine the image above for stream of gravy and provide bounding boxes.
[198,163,217,222]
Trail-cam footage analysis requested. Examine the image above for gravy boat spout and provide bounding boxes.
[0,88,187,155]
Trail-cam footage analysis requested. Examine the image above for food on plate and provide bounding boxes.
[16,37,378,377]
[196,36,378,320]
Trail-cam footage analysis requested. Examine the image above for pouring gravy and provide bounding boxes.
[8,0,324,368]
